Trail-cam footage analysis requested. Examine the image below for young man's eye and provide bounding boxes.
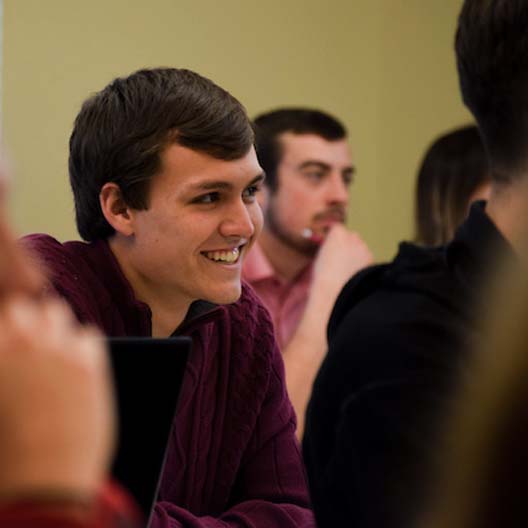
[303,171,325,182]
[242,185,260,201]
[193,192,220,204]
[343,173,354,186]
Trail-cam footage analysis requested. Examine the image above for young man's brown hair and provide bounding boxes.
[69,68,254,241]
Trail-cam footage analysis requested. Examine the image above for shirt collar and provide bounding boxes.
[242,241,276,282]
[243,240,316,288]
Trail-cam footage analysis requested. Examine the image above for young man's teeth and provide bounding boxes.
[205,247,240,263]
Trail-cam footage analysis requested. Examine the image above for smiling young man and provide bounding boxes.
[101,142,264,337]
[24,68,314,527]
[243,109,372,436]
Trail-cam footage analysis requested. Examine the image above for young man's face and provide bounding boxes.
[126,144,264,306]
[264,132,353,255]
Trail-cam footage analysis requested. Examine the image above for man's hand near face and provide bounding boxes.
[310,224,373,311]
[282,223,373,438]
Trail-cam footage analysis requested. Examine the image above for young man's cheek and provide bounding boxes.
[251,207,264,236]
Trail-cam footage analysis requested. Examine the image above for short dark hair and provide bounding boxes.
[456,0,528,181]
[252,108,347,192]
[415,125,490,246]
[69,68,254,241]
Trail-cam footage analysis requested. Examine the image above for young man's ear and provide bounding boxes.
[99,183,135,237]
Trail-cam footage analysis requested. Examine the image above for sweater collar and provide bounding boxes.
[92,239,222,335]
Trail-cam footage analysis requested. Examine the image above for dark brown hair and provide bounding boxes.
[415,125,490,246]
[456,0,528,181]
[69,68,254,241]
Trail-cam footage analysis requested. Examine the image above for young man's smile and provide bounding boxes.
[201,243,245,264]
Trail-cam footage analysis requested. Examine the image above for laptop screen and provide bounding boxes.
[107,337,190,522]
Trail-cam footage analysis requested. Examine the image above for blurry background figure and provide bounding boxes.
[303,1,528,524]
[415,125,491,246]
[419,257,528,528]
[0,161,138,527]
[245,108,372,437]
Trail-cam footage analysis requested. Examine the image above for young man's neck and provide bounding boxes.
[485,178,528,254]
[257,228,313,283]
[108,236,190,337]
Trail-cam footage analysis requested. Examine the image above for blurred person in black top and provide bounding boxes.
[303,1,528,526]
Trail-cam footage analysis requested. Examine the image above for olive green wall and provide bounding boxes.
[3,0,469,260]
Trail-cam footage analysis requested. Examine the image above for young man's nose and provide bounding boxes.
[325,173,350,205]
[219,199,256,239]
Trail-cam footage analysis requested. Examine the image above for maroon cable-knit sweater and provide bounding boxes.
[23,234,315,528]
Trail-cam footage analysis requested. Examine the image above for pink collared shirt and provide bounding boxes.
[242,242,312,350]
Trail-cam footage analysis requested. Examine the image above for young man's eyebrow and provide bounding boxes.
[188,181,232,192]
[250,173,266,185]
[185,172,265,192]
[298,161,332,171]
[298,161,355,176]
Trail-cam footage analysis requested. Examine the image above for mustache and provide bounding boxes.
[313,207,347,223]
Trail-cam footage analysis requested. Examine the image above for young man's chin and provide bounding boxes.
[204,284,242,306]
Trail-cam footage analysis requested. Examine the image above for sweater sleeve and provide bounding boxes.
[150,317,315,527]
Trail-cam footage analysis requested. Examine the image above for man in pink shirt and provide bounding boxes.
[242,239,312,348]
[243,108,372,436]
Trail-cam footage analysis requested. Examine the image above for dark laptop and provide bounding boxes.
[107,337,190,523]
